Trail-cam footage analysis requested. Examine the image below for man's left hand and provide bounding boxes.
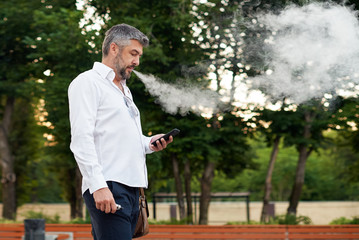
[150,134,173,151]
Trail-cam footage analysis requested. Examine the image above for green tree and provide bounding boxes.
[10,98,47,205]
[189,0,259,224]
[0,0,46,220]
[24,1,98,218]
[237,0,357,217]
[284,100,343,215]
[254,104,300,222]
[90,0,197,220]
[331,97,359,198]
[89,0,255,225]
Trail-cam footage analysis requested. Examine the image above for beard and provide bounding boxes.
[114,53,135,80]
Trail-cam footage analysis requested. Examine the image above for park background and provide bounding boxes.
[1,0,359,225]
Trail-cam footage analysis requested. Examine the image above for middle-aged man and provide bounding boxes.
[68,23,173,240]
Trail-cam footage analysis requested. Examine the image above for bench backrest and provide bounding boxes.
[1,224,359,240]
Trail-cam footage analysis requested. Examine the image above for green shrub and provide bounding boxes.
[0,218,18,223]
[274,214,312,225]
[227,214,312,225]
[66,217,91,224]
[149,217,192,225]
[226,220,261,225]
[22,210,60,224]
[330,216,359,225]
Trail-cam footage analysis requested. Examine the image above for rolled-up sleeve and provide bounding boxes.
[68,76,107,194]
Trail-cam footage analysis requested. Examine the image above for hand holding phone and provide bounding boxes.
[151,128,180,147]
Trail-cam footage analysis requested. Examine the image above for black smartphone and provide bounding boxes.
[151,128,180,147]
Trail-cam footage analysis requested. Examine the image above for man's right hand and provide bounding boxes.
[93,187,117,214]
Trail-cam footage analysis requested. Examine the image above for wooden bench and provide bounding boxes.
[0,223,82,240]
[1,224,359,240]
[287,225,359,239]
[46,224,92,239]
[0,224,287,240]
[144,225,287,239]
[0,224,24,239]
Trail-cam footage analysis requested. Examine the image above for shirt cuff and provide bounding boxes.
[87,174,108,194]
[144,136,154,154]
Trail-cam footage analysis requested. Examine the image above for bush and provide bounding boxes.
[22,210,60,224]
[0,218,18,223]
[226,220,261,225]
[149,217,192,225]
[274,214,312,225]
[330,216,359,225]
[226,214,313,225]
[66,217,91,224]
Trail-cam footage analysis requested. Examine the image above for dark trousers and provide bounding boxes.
[83,181,139,240]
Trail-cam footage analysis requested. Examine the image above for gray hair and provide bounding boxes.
[102,24,149,57]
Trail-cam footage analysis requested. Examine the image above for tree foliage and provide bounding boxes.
[1,0,359,223]
[23,0,98,218]
[87,0,255,224]
[0,0,45,219]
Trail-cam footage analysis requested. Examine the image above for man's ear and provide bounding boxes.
[109,42,119,56]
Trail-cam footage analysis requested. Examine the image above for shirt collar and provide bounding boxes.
[93,62,116,83]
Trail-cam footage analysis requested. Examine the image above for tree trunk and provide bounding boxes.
[172,154,186,220]
[287,112,313,215]
[70,167,84,219]
[0,97,16,220]
[260,135,281,223]
[184,159,193,224]
[199,161,215,225]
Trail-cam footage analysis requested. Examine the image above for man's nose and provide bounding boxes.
[133,56,140,66]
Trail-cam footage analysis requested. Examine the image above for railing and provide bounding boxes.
[152,192,251,223]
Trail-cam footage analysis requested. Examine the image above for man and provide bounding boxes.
[68,24,172,239]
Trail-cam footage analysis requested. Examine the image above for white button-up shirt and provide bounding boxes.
[68,62,153,194]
